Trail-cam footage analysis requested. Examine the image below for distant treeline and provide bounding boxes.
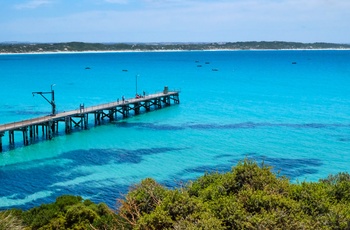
[1,41,350,53]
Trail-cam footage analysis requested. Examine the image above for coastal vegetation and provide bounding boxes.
[1,159,350,229]
[1,41,350,53]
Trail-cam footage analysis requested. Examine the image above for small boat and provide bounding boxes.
[292,62,297,64]
[122,69,128,72]
[212,68,219,71]
[205,62,210,64]
[197,65,202,67]
[85,67,91,70]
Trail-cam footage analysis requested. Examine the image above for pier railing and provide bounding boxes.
[0,90,180,152]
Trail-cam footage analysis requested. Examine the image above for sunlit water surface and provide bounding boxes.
[0,50,349,210]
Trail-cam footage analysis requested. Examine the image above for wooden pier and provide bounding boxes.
[0,90,180,152]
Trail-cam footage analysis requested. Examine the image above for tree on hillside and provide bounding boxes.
[117,159,350,229]
[3,159,350,229]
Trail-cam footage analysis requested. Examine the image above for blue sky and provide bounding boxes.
[0,0,349,43]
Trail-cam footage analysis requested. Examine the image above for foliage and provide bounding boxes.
[0,211,24,230]
[3,159,350,229]
[16,195,124,230]
[118,178,166,227]
[117,159,350,229]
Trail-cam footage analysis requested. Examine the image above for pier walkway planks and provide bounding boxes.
[0,91,180,152]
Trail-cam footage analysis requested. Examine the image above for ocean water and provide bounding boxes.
[0,50,349,210]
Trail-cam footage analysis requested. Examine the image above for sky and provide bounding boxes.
[0,0,349,43]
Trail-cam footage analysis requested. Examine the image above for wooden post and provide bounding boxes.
[134,103,140,115]
[48,121,53,139]
[45,124,48,139]
[96,112,101,125]
[81,115,84,129]
[9,130,14,146]
[51,121,55,133]
[109,110,114,121]
[122,105,129,118]
[55,121,59,133]
[166,96,170,105]
[29,125,35,144]
[174,94,180,104]
[0,132,4,152]
[23,127,29,145]
[29,126,33,139]
[70,118,72,131]
[84,114,88,129]
[0,91,180,151]
[145,101,150,111]
[65,116,71,133]
[156,98,162,108]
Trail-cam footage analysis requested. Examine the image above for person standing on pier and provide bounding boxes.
[122,95,125,103]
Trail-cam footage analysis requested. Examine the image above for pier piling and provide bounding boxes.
[0,90,180,152]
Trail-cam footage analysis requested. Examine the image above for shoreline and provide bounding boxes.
[1,48,350,55]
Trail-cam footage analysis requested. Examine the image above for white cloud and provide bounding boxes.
[14,0,53,10]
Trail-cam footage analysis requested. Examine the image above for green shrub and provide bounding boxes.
[4,159,350,229]
[117,159,350,229]
[118,178,166,227]
[21,195,121,230]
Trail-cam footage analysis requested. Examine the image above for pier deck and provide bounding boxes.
[0,91,180,152]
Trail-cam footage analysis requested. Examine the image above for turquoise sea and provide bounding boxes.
[0,50,349,210]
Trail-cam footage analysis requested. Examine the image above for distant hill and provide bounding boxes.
[1,41,350,53]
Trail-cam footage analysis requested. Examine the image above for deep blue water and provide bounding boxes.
[0,50,349,210]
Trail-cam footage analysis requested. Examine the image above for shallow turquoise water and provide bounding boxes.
[0,50,349,210]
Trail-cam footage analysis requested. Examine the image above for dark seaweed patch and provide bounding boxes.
[242,153,322,179]
[186,164,233,174]
[214,154,234,159]
[176,152,322,184]
[338,137,350,142]
[61,147,186,165]
[0,146,186,210]
[120,121,350,131]
[116,122,184,131]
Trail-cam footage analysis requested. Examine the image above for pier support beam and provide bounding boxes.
[65,116,72,133]
[83,114,88,129]
[48,121,53,140]
[174,95,180,104]
[145,101,151,111]
[134,103,140,115]
[22,127,29,145]
[9,130,15,146]
[162,96,170,106]
[122,105,129,118]
[0,91,180,152]
[109,109,115,121]
[42,125,45,136]
[155,98,162,109]
[95,112,101,125]
[0,132,4,152]
[45,124,49,139]
[29,125,36,143]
